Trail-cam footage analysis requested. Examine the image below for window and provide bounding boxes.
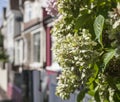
[24,1,32,22]
[33,32,40,62]
[15,39,23,65]
[15,40,19,65]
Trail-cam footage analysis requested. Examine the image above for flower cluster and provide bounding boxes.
[53,28,97,99]
[56,69,80,99]
[53,29,96,70]
[107,3,120,60]
[109,3,120,29]
[46,0,58,16]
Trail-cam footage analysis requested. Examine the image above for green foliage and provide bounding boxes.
[0,34,3,47]
[77,89,87,102]
[51,0,120,101]
[0,51,8,61]
[94,15,104,47]
[0,31,8,61]
[103,49,116,70]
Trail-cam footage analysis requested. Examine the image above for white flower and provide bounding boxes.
[113,19,120,29]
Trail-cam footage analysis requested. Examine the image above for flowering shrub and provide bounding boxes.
[45,0,58,16]
[54,29,97,99]
[48,0,120,102]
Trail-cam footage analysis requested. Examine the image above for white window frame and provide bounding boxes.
[30,27,46,69]
[15,39,24,65]
[32,32,41,62]
[24,1,32,23]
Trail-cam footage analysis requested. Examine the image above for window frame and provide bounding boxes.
[32,32,41,62]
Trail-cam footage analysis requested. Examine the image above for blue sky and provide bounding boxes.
[0,0,8,26]
[0,0,8,15]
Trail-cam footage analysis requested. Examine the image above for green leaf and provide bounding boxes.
[87,64,98,85]
[75,14,91,30]
[116,84,120,90]
[88,78,95,85]
[88,90,95,96]
[103,49,116,70]
[94,15,105,47]
[113,93,120,102]
[77,89,87,102]
[94,90,100,102]
[93,64,99,78]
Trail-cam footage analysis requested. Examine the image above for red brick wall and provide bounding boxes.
[46,27,52,66]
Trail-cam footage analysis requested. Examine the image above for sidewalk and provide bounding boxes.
[0,87,12,102]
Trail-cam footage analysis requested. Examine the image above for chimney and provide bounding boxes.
[3,8,6,19]
[10,0,19,10]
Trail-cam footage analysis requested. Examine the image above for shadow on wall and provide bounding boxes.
[12,73,22,102]
[7,66,22,102]
[22,70,30,102]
